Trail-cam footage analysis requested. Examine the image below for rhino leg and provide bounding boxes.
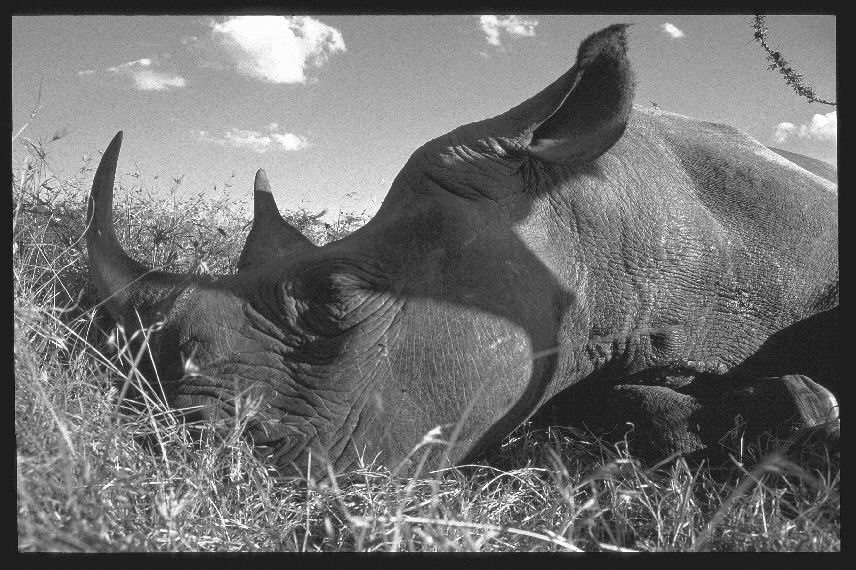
[545,375,838,461]
[728,307,838,398]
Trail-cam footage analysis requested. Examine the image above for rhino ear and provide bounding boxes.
[500,24,635,165]
[237,169,316,271]
[86,131,189,329]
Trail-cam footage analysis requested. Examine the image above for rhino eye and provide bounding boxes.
[180,344,202,377]
[287,268,368,336]
[298,287,351,336]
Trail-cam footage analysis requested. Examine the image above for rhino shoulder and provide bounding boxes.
[635,108,837,194]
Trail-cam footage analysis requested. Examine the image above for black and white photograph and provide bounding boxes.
[13,13,838,552]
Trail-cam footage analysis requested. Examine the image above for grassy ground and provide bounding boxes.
[14,139,839,552]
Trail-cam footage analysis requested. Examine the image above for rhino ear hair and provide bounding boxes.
[237,169,316,271]
[502,24,635,165]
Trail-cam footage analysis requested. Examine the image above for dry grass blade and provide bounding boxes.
[12,78,43,143]
[348,514,582,551]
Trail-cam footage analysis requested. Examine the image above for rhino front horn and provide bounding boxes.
[237,168,316,271]
[86,131,185,329]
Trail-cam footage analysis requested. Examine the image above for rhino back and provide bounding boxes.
[636,106,837,329]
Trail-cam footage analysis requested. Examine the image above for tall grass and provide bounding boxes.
[14,138,839,552]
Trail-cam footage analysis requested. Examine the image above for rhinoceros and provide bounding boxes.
[86,24,838,474]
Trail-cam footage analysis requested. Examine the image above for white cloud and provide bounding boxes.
[200,123,310,153]
[661,22,685,39]
[478,15,538,47]
[772,111,837,143]
[773,122,796,143]
[131,70,187,91]
[210,16,345,84]
[107,58,153,72]
[271,132,310,151]
[802,111,837,141]
[95,57,186,92]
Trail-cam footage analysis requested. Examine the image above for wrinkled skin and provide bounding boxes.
[86,25,838,475]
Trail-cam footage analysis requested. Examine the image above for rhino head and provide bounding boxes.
[87,25,838,474]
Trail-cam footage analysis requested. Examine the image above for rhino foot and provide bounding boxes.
[548,374,838,463]
[782,418,840,466]
[712,374,839,434]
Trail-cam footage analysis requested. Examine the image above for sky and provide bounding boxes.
[12,15,837,218]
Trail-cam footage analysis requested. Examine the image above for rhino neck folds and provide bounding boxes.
[239,257,404,376]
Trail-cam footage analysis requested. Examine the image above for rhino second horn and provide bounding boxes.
[86,132,183,327]
[237,168,316,271]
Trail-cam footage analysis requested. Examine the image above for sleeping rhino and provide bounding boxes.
[86,25,838,474]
